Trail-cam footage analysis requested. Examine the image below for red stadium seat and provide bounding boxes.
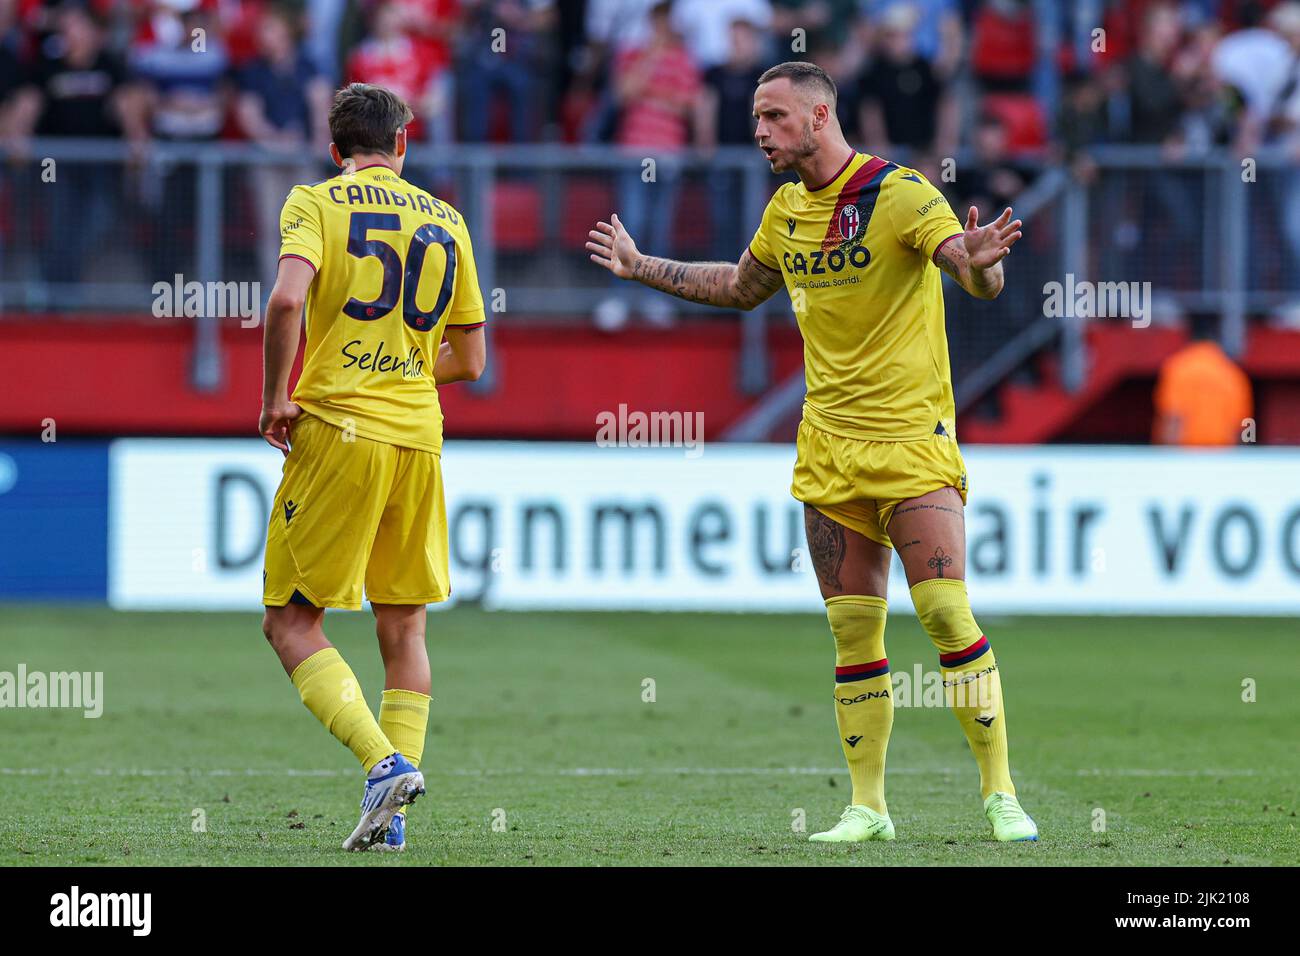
[492,181,543,252]
[981,93,1048,155]
[560,178,615,249]
[673,181,714,254]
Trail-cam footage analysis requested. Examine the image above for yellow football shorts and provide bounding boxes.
[263,413,450,609]
[791,419,969,549]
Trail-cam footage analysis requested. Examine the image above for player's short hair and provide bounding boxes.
[756,61,837,109]
[329,83,414,159]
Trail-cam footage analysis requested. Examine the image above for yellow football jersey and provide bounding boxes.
[749,151,964,442]
[278,163,485,454]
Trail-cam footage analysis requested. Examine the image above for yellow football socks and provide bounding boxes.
[379,688,431,768]
[910,578,1014,798]
[825,595,894,814]
[290,647,394,772]
[379,687,430,821]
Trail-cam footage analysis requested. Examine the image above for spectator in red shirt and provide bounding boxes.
[595,1,701,329]
[611,0,699,150]
[346,0,452,143]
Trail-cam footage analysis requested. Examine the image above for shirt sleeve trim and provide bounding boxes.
[279,253,318,273]
[747,243,780,272]
[931,233,962,264]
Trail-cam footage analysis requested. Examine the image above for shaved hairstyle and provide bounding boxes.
[756,61,838,109]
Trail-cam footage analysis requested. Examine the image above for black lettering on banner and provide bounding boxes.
[1072,505,1103,575]
[591,504,666,573]
[755,503,801,575]
[970,503,1008,575]
[1032,473,1049,575]
[1148,504,1194,575]
[1212,505,1259,578]
[688,502,731,576]
[521,503,565,572]
[450,501,496,601]
[1282,507,1300,577]
[215,471,268,571]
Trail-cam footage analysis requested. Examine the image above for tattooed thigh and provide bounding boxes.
[802,504,891,599]
[886,486,968,585]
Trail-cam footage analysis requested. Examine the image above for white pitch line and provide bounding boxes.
[1073,768,1262,778]
[0,766,1266,778]
[0,766,851,778]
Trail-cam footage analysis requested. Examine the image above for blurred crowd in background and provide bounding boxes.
[6,0,1300,166]
[0,0,1289,442]
[7,0,1300,317]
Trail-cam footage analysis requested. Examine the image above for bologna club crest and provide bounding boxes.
[837,204,861,241]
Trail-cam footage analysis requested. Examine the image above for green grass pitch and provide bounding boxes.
[1,605,1295,866]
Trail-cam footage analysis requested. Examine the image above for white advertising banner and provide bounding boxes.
[109,441,1300,615]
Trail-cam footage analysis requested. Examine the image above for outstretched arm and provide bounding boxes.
[587,214,783,311]
[933,206,1022,300]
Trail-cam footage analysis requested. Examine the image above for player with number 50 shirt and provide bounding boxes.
[264,86,484,610]
[257,83,485,853]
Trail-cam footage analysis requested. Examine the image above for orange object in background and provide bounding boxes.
[1153,340,1254,446]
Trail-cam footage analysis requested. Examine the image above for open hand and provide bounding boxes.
[586,213,640,279]
[963,206,1022,270]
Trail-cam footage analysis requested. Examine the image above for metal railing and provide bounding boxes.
[1,140,1293,413]
[949,146,1293,415]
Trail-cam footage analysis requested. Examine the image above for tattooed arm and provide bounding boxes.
[932,206,1023,301]
[587,213,783,311]
[628,249,783,310]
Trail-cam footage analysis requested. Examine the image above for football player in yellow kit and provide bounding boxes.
[259,84,487,851]
[588,61,1036,843]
